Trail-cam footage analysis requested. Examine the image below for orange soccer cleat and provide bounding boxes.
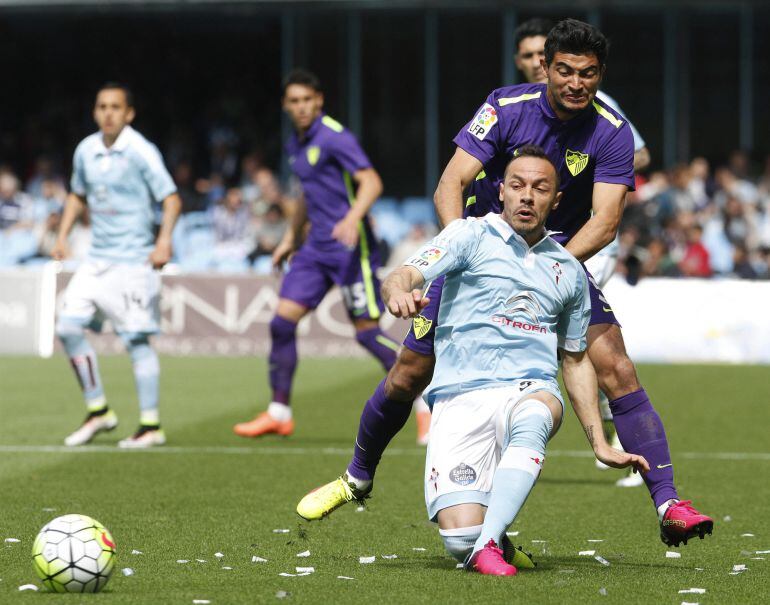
[233,412,294,438]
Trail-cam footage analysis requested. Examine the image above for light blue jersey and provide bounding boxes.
[403,213,591,405]
[595,90,646,153]
[70,126,176,263]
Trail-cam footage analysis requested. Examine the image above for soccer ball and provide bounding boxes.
[32,514,116,593]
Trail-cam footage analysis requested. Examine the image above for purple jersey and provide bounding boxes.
[286,113,374,249]
[454,83,635,244]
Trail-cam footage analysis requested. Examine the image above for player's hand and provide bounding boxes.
[387,289,430,319]
[271,240,294,271]
[594,444,650,475]
[149,239,173,269]
[331,216,360,248]
[51,239,70,261]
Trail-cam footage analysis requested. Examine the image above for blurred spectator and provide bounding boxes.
[249,203,287,261]
[386,224,439,269]
[25,156,65,199]
[174,161,208,214]
[678,225,711,278]
[212,187,253,270]
[0,169,34,230]
[731,243,758,280]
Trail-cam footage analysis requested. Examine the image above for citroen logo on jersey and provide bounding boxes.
[502,291,544,325]
[565,149,589,177]
[306,146,321,166]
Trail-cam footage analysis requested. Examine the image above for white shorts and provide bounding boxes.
[584,241,618,288]
[58,260,161,336]
[424,380,563,522]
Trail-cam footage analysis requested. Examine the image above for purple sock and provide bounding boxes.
[347,379,412,481]
[269,316,298,405]
[609,388,678,508]
[355,327,398,371]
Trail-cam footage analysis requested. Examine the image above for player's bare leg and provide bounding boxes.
[588,323,713,545]
[234,299,309,438]
[296,347,433,520]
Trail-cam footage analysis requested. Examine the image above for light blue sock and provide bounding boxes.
[56,320,105,408]
[473,399,553,554]
[439,525,482,563]
[125,336,160,425]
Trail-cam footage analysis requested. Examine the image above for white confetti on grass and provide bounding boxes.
[531,540,547,544]
[4,538,20,543]
[578,550,596,556]
[121,568,135,577]
[276,591,289,598]
[732,564,747,572]
[506,531,519,537]
[356,506,365,512]
[723,515,732,522]
[337,576,355,580]
[679,588,706,594]
[594,555,610,566]
[680,602,700,605]
[177,560,190,564]
[296,550,310,558]
[588,539,604,543]
[599,587,608,596]
[18,584,38,592]
[214,552,225,559]
[666,551,682,558]
[559,569,575,574]
[381,554,398,559]
[456,563,464,569]
[192,601,211,604]
[296,567,314,573]
[750,557,765,560]
[412,547,426,552]
[252,556,268,563]
[196,559,207,563]
[42,508,56,512]
[272,529,290,534]
[741,533,755,537]
[756,550,770,554]
[359,556,376,564]
[222,566,233,570]
[131,549,143,555]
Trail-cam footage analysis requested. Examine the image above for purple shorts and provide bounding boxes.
[402,268,619,355]
[279,242,385,320]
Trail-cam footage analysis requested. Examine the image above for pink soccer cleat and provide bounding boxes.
[467,540,517,576]
[660,500,714,547]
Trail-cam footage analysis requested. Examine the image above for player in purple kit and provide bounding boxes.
[234,69,399,438]
[298,20,712,549]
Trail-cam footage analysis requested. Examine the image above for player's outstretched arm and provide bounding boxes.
[433,148,484,228]
[331,168,383,248]
[51,193,87,260]
[272,194,308,269]
[561,349,649,474]
[381,266,429,319]
[149,192,182,269]
[634,146,651,172]
[564,182,628,263]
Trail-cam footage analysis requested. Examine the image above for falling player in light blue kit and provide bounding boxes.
[382,147,648,575]
[52,83,181,448]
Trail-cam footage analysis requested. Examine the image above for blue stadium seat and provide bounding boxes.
[401,197,437,226]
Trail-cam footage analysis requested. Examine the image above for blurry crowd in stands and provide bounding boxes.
[4,145,770,283]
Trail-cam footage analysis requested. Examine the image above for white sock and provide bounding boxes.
[268,402,292,422]
[344,471,372,492]
[657,498,679,521]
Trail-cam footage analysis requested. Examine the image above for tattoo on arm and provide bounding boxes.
[583,424,595,447]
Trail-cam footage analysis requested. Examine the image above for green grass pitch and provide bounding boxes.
[1,356,769,603]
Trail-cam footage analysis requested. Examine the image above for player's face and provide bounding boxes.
[515,35,547,84]
[93,89,134,138]
[543,52,603,116]
[283,84,323,132]
[499,157,561,240]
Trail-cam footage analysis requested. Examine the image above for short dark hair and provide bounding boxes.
[282,68,322,95]
[506,145,560,189]
[97,82,134,107]
[514,18,554,51]
[544,18,609,67]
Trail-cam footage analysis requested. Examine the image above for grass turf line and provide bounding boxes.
[0,357,769,603]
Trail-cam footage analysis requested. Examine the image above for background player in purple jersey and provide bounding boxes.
[234,69,399,438]
[298,20,712,549]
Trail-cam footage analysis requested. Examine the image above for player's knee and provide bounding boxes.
[385,357,432,401]
[439,526,482,563]
[56,320,85,348]
[508,399,553,452]
[597,355,639,395]
[270,315,297,342]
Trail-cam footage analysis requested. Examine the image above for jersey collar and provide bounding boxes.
[538,87,594,127]
[95,125,133,155]
[485,212,558,250]
[298,112,324,143]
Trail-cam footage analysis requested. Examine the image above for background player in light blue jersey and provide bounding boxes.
[382,147,647,575]
[513,17,648,484]
[52,83,182,448]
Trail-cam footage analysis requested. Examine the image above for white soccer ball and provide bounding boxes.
[32,514,116,593]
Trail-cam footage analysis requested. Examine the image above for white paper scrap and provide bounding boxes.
[579,550,595,556]
[723,515,732,522]
[666,551,682,558]
[18,584,38,592]
[121,568,135,577]
[531,540,547,543]
[192,600,211,604]
[695,568,704,571]
[276,591,289,598]
[381,554,398,559]
[278,573,297,577]
[337,576,355,580]
[594,555,610,566]
[741,533,755,537]
[131,549,143,555]
[222,566,233,570]
[559,569,575,574]
[729,572,742,575]
[296,567,314,573]
[412,547,426,552]
[359,556,376,564]
[356,506,365,512]
[272,529,290,534]
[506,531,519,537]
[750,557,765,560]
[599,587,608,596]
[42,508,56,512]
[680,602,700,605]
[756,550,770,554]
[196,559,207,563]
[456,563,464,569]
[296,550,310,558]
[678,588,706,594]
[4,538,20,543]
[177,559,190,564]
[588,539,604,543]
[732,564,747,572]
[214,552,224,559]
[252,556,268,563]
